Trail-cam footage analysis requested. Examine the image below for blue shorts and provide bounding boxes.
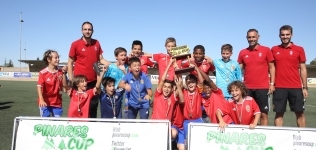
[171,126,185,144]
[39,106,63,117]
[127,106,149,119]
[183,118,204,139]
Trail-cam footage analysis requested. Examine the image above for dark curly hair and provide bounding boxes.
[42,49,58,66]
[227,81,249,98]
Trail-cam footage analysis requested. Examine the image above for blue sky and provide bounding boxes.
[1,1,315,67]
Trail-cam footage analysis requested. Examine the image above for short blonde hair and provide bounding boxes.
[165,37,177,46]
[221,44,233,52]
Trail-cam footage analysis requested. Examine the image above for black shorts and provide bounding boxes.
[273,88,305,112]
[248,89,270,112]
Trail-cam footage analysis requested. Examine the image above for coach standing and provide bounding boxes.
[68,21,110,118]
[272,25,308,127]
[237,29,275,126]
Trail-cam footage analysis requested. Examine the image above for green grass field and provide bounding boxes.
[0,81,316,149]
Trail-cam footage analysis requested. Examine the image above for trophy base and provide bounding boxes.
[175,66,195,74]
[172,53,191,60]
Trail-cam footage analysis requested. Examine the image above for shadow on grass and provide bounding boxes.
[0,102,14,105]
[0,102,13,110]
[0,106,11,110]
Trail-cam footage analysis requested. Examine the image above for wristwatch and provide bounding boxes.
[303,86,308,90]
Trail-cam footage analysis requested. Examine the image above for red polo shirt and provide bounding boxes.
[237,45,274,89]
[69,38,103,82]
[271,43,306,88]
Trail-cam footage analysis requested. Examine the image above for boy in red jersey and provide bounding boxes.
[227,81,261,128]
[62,73,103,118]
[37,50,65,117]
[151,59,185,150]
[127,40,155,74]
[182,45,215,122]
[199,75,234,131]
[179,64,205,142]
[143,37,182,81]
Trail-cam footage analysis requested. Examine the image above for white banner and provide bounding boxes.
[0,72,14,77]
[15,119,169,150]
[150,75,216,83]
[188,123,316,150]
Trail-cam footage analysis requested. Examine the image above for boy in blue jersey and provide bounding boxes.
[96,66,125,118]
[118,57,153,119]
[210,44,242,100]
[102,47,129,118]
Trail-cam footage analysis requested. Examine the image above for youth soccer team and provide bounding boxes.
[36,22,309,150]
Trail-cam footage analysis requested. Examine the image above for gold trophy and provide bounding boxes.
[170,45,195,74]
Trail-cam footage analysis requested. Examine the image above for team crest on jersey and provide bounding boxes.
[231,66,235,70]
[141,59,144,65]
[130,80,133,83]
[290,51,293,55]
[246,105,250,112]
[115,95,118,99]
[259,52,262,57]
[140,79,144,84]
[95,46,97,51]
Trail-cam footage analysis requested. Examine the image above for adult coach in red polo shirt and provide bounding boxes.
[68,21,110,118]
[272,25,308,127]
[238,29,275,126]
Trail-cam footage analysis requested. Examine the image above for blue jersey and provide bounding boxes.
[122,72,152,108]
[213,59,242,98]
[99,88,125,118]
[103,63,129,88]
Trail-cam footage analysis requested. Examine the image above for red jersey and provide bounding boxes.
[126,55,155,74]
[151,89,178,121]
[182,59,215,76]
[68,89,95,118]
[271,43,306,88]
[202,88,233,124]
[237,45,274,89]
[172,102,184,129]
[182,89,202,120]
[37,68,63,107]
[228,96,260,125]
[153,53,182,81]
[69,38,103,82]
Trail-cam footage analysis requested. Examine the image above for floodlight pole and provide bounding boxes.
[19,12,24,72]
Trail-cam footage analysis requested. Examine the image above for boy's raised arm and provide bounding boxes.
[197,66,217,90]
[95,66,107,95]
[157,58,175,91]
[142,52,152,58]
[175,77,185,104]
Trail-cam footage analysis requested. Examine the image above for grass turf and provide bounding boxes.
[0,81,316,149]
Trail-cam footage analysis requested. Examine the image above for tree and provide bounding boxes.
[310,58,316,65]
[4,58,7,66]
[37,57,40,60]
[58,139,67,150]
[41,137,55,149]
[7,59,14,67]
